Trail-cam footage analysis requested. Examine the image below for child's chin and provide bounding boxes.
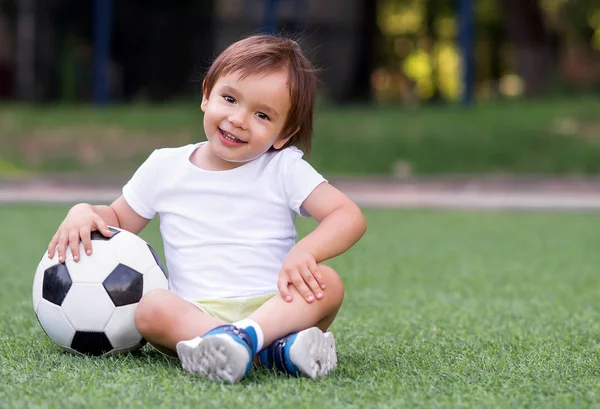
[213,151,250,165]
[215,149,263,164]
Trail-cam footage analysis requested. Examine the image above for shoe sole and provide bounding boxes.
[176,335,250,383]
[288,327,337,380]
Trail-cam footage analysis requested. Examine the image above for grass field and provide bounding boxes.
[1,205,600,408]
[2,97,600,177]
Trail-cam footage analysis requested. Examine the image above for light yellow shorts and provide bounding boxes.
[151,292,277,357]
[188,292,278,323]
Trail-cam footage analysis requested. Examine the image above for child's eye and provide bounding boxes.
[255,112,269,120]
[223,95,235,103]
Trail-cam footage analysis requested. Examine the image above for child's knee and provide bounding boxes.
[134,288,170,334]
[318,264,344,306]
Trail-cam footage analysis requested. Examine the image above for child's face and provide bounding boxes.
[200,70,292,168]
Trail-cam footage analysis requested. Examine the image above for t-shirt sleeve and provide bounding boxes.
[122,150,162,219]
[282,151,327,218]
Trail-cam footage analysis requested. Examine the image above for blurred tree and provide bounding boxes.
[425,0,442,102]
[555,0,597,41]
[501,0,560,95]
[551,0,600,91]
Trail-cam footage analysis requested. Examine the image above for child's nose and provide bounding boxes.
[228,111,248,129]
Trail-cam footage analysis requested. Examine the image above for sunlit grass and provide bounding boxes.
[2,205,600,408]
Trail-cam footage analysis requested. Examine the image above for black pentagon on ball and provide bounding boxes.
[102,264,144,306]
[42,263,73,306]
[71,331,113,356]
[147,244,167,277]
[90,227,121,241]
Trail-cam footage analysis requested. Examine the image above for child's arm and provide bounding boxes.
[278,182,367,302]
[47,195,151,263]
[296,182,366,262]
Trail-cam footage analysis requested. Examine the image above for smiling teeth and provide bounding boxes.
[223,131,241,142]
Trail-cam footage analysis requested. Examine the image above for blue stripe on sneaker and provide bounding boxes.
[205,325,254,350]
[260,333,302,377]
[271,337,289,373]
[242,326,259,355]
[281,333,302,376]
[258,348,272,369]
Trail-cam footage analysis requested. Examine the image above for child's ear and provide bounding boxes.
[200,81,208,112]
[273,127,300,149]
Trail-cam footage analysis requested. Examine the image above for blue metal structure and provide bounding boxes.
[264,0,279,33]
[262,0,306,34]
[93,0,112,105]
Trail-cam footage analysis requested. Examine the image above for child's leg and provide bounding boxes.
[249,264,343,378]
[248,264,344,346]
[177,265,344,382]
[134,288,227,355]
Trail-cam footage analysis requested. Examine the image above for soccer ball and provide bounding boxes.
[32,226,168,356]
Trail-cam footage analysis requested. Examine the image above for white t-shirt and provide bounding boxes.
[122,142,326,300]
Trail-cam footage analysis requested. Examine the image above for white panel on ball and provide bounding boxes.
[61,283,115,331]
[142,265,169,294]
[39,250,60,269]
[65,241,119,284]
[109,231,159,275]
[36,299,76,347]
[104,304,142,350]
[32,270,43,312]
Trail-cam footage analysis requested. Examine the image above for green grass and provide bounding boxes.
[2,205,600,408]
[1,97,600,177]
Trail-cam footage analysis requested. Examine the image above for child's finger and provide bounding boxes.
[301,265,323,300]
[47,232,60,258]
[68,230,81,262]
[57,231,69,263]
[95,216,112,237]
[292,275,315,303]
[309,259,325,290]
[79,226,93,257]
[277,277,293,302]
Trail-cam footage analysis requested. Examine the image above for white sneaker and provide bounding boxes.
[176,325,254,383]
[258,327,337,379]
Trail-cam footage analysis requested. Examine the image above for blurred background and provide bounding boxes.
[0,0,599,180]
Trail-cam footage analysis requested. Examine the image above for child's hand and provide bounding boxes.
[277,248,326,303]
[47,203,113,263]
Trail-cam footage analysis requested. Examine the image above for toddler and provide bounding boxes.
[48,34,367,383]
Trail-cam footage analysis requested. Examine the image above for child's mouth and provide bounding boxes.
[219,128,246,145]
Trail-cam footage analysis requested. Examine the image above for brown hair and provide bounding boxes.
[203,34,317,155]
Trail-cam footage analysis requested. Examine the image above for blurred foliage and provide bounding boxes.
[375,0,600,103]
